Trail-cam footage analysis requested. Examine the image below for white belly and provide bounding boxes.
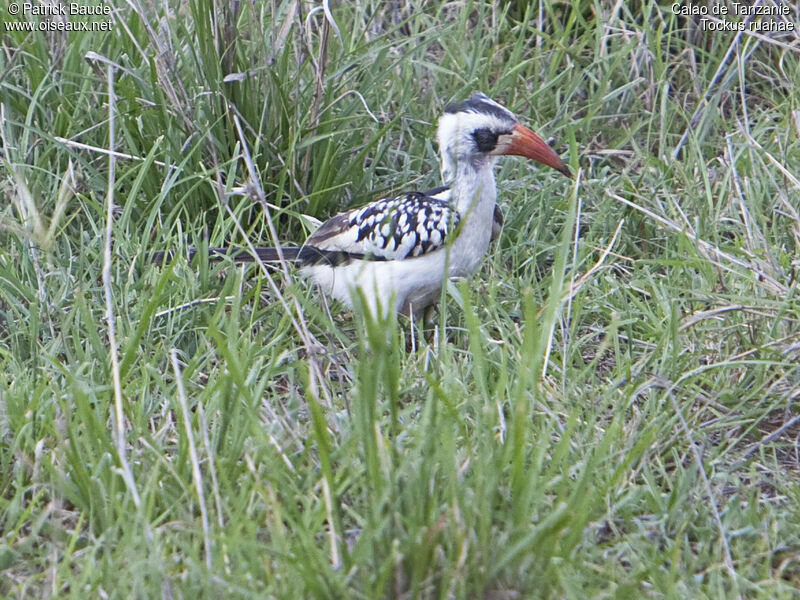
[301,251,444,316]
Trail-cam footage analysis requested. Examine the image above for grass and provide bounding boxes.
[2,0,800,597]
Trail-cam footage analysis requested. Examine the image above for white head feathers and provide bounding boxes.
[436,93,518,183]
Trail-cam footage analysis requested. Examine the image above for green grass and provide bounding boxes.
[2,0,800,597]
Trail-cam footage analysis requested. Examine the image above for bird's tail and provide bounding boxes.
[149,246,302,265]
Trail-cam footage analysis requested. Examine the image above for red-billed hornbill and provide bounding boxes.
[154,93,571,316]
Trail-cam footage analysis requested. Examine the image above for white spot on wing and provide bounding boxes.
[308,191,459,261]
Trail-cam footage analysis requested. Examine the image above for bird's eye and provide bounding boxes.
[472,128,498,153]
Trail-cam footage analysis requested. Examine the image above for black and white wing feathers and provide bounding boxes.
[299,190,459,266]
[150,184,503,268]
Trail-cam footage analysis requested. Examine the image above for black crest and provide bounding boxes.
[444,92,516,123]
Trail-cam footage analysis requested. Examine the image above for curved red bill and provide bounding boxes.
[505,123,572,177]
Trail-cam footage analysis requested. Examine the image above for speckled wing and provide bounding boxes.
[299,191,459,265]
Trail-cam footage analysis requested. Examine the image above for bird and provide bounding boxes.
[152,93,571,317]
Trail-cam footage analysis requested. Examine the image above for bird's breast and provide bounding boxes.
[449,172,497,277]
[449,200,494,277]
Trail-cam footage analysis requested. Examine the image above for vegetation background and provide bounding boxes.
[2,0,799,597]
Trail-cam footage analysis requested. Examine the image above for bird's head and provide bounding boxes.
[436,92,571,183]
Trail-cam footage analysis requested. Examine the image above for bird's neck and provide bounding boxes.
[449,157,498,216]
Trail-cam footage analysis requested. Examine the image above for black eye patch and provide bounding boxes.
[472,128,499,153]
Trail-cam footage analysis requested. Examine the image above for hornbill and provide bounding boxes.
[152,93,571,316]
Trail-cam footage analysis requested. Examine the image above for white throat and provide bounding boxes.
[446,154,498,216]
[443,156,498,278]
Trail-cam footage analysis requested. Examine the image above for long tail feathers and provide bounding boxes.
[149,246,301,265]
